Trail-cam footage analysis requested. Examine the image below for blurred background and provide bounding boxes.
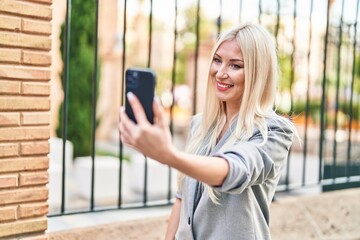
[47,0,360,216]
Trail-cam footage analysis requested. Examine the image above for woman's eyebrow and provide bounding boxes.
[214,53,243,62]
[230,59,244,62]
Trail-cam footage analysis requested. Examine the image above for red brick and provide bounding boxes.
[19,171,48,186]
[0,48,21,63]
[21,112,50,126]
[0,127,50,141]
[21,82,50,96]
[20,141,49,156]
[0,157,48,173]
[0,16,21,31]
[0,0,52,20]
[0,174,18,188]
[0,217,47,238]
[0,187,48,205]
[0,80,21,94]
[0,206,17,222]
[0,113,20,127]
[0,97,50,111]
[0,143,19,158]
[0,65,50,81]
[22,19,51,36]
[0,32,51,50]
[18,202,48,219]
[22,51,51,66]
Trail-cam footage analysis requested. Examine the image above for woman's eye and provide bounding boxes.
[213,57,221,64]
[231,64,242,69]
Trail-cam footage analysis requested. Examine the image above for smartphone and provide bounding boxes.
[125,67,156,124]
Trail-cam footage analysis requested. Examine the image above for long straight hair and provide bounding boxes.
[179,23,294,203]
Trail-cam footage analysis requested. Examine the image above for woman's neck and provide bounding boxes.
[225,103,239,123]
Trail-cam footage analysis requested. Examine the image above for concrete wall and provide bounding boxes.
[0,0,52,239]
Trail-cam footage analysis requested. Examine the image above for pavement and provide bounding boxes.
[48,188,360,240]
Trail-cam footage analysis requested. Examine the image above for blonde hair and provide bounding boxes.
[179,23,293,203]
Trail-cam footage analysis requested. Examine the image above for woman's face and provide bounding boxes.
[210,39,245,109]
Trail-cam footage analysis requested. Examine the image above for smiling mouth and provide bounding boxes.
[217,81,234,89]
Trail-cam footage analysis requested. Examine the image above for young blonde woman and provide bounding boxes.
[119,22,297,240]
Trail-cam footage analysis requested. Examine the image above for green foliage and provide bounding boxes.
[292,99,360,126]
[339,101,360,121]
[57,0,99,157]
[278,53,292,92]
[293,99,322,124]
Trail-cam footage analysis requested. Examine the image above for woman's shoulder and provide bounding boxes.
[265,113,296,135]
[192,112,203,120]
[190,113,203,128]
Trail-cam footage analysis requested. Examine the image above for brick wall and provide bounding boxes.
[0,0,52,239]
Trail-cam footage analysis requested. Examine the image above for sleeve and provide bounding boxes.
[175,190,182,199]
[211,122,294,194]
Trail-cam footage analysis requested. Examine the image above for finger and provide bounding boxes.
[119,106,124,122]
[119,125,132,145]
[119,107,138,140]
[120,106,136,128]
[119,120,130,139]
[153,98,167,127]
[119,117,137,147]
[127,92,149,124]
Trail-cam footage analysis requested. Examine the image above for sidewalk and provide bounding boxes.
[48,188,360,240]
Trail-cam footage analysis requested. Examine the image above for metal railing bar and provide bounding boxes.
[319,0,331,183]
[147,0,153,68]
[276,174,360,192]
[168,0,179,202]
[275,0,280,41]
[142,0,155,206]
[285,0,297,191]
[332,0,345,180]
[118,0,128,208]
[90,0,100,211]
[346,0,360,179]
[143,155,148,205]
[217,0,222,36]
[192,0,201,115]
[289,0,297,114]
[60,0,71,214]
[258,0,262,25]
[302,0,314,186]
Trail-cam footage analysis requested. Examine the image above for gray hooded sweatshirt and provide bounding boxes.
[175,113,294,240]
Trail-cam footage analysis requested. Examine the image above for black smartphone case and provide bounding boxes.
[125,67,156,124]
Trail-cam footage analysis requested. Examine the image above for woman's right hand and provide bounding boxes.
[119,92,174,164]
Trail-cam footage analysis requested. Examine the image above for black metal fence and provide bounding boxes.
[49,0,360,217]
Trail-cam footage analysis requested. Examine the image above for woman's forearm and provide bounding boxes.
[165,198,182,240]
[162,148,229,187]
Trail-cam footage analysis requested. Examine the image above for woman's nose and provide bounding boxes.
[216,69,229,79]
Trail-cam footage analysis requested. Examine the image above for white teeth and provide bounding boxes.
[217,82,233,88]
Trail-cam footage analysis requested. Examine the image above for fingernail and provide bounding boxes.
[127,92,134,100]
[154,96,160,103]
[120,106,125,112]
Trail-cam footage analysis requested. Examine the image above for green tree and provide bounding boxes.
[58,0,99,157]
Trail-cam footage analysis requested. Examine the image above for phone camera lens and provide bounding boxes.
[127,71,139,89]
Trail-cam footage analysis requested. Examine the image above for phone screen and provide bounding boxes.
[125,67,156,124]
